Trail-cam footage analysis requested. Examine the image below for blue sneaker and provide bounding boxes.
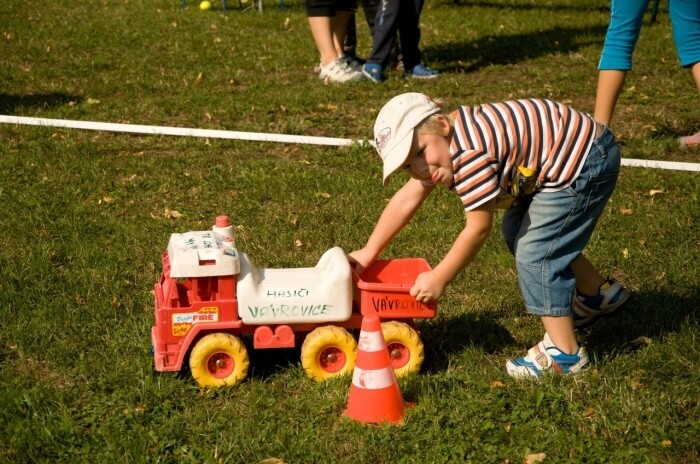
[407,63,439,79]
[573,279,630,328]
[362,63,383,83]
[506,333,589,379]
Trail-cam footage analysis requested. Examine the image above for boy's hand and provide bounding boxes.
[410,271,445,303]
[347,248,375,275]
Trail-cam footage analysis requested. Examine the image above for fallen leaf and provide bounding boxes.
[491,380,506,389]
[524,452,546,464]
[622,248,629,259]
[164,209,182,219]
[632,336,652,346]
[295,239,303,248]
[582,407,595,417]
[661,440,672,448]
[619,208,633,215]
[318,192,331,198]
[649,189,664,196]
[86,98,100,105]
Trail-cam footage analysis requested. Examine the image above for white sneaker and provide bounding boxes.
[573,279,630,328]
[318,58,362,83]
[506,333,589,379]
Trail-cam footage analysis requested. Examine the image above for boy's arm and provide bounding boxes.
[410,198,496,302]
[348,178,434,271]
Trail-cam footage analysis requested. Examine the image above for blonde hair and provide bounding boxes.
[415,97,454,135]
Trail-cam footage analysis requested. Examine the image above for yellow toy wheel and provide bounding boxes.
[381,321,425,378]
[189,333,250,388]
[301,326,357,382]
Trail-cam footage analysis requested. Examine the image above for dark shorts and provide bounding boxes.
[306,0,356,16]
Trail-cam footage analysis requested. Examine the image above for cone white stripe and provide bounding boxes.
[352,366,396,390]
[358,330,386,352]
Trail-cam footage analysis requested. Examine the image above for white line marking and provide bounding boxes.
[2,115,699,172]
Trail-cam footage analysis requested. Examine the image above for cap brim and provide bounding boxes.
[381,128,415,186]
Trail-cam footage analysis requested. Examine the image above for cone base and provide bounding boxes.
[342,384,406,425]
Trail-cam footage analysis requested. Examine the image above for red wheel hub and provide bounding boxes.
[207,352,234,378]
[318,347,346,373]
[387,342,409,369]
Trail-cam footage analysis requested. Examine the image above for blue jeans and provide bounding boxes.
[501,127,620,316]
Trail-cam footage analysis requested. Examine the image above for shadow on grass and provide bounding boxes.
[583,288,700,358]
[420,312,515,374]
[240,313,516,381]
[449,0,610,13]
[638,122,700,140]
[192,286,697,382]
[0,93,80,114]
[246,343,303,381]
[424,24,608,73]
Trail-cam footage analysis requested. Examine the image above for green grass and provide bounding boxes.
[1,0,699,462]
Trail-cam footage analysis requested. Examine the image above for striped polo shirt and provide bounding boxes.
[449,99,597,211]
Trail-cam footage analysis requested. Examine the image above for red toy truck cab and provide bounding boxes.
[151,216,436,388]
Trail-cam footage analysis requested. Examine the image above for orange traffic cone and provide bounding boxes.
[342,312,406,425]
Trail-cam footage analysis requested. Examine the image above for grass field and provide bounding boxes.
[1,0,699,462]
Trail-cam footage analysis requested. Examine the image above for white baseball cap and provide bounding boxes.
[373,93,441,186]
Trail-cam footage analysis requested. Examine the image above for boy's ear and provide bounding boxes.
[438,114,452,136]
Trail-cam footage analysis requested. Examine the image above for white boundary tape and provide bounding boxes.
[2,115,699,172]
[617,158,700,171]
[0,115,366,147]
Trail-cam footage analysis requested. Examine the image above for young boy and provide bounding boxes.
[349,92,630,378]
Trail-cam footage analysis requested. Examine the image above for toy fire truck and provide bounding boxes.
[151,216,437,388]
